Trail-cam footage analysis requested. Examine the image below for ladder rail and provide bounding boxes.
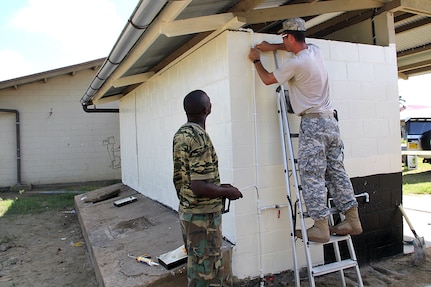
[275,50,315,287]
[276,89,301,287]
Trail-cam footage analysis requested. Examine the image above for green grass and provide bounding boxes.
[402,159,431,195]
[0,183,114,217]
[0,193,77,217]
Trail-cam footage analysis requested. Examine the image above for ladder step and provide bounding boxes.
[312,259,358,277]
[308,235,351,245]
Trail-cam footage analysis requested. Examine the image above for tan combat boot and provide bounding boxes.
[296,218,330,243]
[330,207,362,235]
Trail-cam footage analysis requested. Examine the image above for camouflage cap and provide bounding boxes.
[278,18,306,33]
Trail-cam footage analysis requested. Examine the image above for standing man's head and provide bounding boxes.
[183,90,212,125]
[278,18,306,52]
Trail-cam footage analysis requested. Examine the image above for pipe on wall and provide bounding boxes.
[82,104,119,113]
[0,109,21,184]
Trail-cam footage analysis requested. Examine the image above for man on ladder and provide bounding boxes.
[248,18,362,243]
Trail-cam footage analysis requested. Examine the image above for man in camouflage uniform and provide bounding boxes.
[173,90,243,286]
[248,18,362,243]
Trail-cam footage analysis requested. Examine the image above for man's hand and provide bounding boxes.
[221,184,243,200]
[248,48,260,62]
[255,41,274,52]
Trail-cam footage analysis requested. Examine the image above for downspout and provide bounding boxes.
[0,109,21,184]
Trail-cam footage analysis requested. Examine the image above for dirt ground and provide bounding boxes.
[0,210,98,287]
[1,202,430,287]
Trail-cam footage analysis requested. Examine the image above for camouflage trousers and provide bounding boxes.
[179,211,223,287]
[298,115,358,220]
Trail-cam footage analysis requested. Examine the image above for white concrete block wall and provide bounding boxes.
[228,32,400,278]
[119,30,400,280]
[119,91,139,189]
[0,69,121,187]
[120,32,235,214]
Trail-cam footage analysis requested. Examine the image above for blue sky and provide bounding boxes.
[0,1,430,106]
[0,0,137,81]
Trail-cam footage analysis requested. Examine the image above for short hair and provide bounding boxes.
[287,31,306,43]
[183,90,207,115]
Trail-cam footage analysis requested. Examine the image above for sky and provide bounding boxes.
[398,74,431,107]
[0,0,137,81]
[0,0,430,107]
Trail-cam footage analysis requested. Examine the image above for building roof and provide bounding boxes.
[0,58,105,91]
[3,1,430,105]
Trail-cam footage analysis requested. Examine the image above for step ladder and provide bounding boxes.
[273,51,364,287]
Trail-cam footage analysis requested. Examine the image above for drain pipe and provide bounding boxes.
[0,109,21,184]
[82,104,119,113]
[239,27,266,287]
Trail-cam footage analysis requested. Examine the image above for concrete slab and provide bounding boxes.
[75,185,188,287]
[75,184,234,287]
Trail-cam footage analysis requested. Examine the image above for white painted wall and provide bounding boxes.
[119,30,400,279]
[0,69,121,187]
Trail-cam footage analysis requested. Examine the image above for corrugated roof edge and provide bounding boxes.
[0,58,106,90]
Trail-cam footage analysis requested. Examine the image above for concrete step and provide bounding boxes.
[74,184,233,287]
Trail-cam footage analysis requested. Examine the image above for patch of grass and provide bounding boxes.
[402,159,431,195]
[0,198,14,217]
[0,193,76,217]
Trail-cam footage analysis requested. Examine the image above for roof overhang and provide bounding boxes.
[80,0,431,106]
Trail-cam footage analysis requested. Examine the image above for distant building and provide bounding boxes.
[0,59,121,190]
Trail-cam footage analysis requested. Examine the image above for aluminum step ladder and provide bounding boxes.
[273,51,364,287]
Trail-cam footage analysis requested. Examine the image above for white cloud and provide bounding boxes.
[0,0,131,80]
[11,0,128,63]
[0,49,34,81]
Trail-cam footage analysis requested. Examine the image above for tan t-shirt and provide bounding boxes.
[273,43,333,115]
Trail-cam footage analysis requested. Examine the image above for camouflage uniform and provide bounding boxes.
[298,114,358,220]
[173,122,223,287]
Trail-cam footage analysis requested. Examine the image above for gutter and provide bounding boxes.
[0,109,21,184]
[80,0,168,108]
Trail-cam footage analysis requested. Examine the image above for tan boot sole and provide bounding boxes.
[330,227,362,236]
